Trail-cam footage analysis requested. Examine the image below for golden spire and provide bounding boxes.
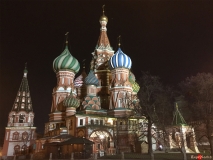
[118,35,121,47]
[99,5,108,22]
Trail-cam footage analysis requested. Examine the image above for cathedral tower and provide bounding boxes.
[108,41,133,117]
[90,6,114,110]
[45,34,80,136]
[2,65,36,157]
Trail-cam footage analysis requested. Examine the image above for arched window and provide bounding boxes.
[28,98,30,103]
[21,103,25,109]
[91,88,94,93]
[13,132,19,140]
[19,114,25,123]
[28,104,31,109]
[23,92,25,96]
[14,145,20,154]
[21,145,27,154]
[22,97,25,102]
[22,132,28,142]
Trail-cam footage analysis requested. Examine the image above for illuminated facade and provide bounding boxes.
[35,7,198,157]
[2,66,36,157]
[35,10,143,156]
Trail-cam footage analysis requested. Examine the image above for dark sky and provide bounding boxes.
[0,0,213,143]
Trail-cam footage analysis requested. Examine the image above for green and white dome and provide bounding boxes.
[53,43,80,73]
[63,93,80,108]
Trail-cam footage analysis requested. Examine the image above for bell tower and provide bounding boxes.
[2,64,36,157]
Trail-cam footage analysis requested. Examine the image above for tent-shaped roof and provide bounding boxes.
[172,103,187,126]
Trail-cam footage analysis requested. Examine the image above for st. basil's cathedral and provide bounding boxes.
[39,9,141,156]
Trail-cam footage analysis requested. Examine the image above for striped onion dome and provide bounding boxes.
[129,71,136,83]
[63,93,80,108]
[53,43,80,73]
[132,81,140,93]
[74,67,87,87]
[84,70,99,86]
[109,48,132,69]
[74,75,85,87]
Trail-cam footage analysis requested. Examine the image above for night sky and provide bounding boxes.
[0,0,213,144]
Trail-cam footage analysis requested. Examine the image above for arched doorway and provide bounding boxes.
[89,130,112,155]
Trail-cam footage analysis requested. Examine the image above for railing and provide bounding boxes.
[85,122,114,128]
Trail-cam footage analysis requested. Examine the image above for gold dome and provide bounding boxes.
[99,15,108,22]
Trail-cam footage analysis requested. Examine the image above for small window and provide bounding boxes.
[22,97,25,102]
[13,132,19,140]
[91,119,94,125]
[100,120,103,125]
[28,104,31,109]
[14,104,18,109]
[118,99,122,108]
[19,114,25,123]
[80,119,83,125]
[118,74,120,80]
[97,144,101,149]
[16,98,19,102]
[91,88,94,93]
[23,92,25,96]
[120,121,123,125]
[28,98,30,103]
[95,120,99,125]
[21,103,25,109]
[22,132,28,141]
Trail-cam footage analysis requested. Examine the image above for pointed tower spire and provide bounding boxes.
[172,103,187,125]
[12,64,33,112]
[97,5,111,49]
[23,62,28,77]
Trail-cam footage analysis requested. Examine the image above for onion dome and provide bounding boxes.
[132,82,140,93]
[74,74,86,87]
[84,70,99,86]
[53,34,80,73]
[74,61,87,87]
[63,93,80,108]
[129,71,136,83]
[109,48,132,69]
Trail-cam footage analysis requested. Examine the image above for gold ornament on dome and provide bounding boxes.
[99,5,108,22]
